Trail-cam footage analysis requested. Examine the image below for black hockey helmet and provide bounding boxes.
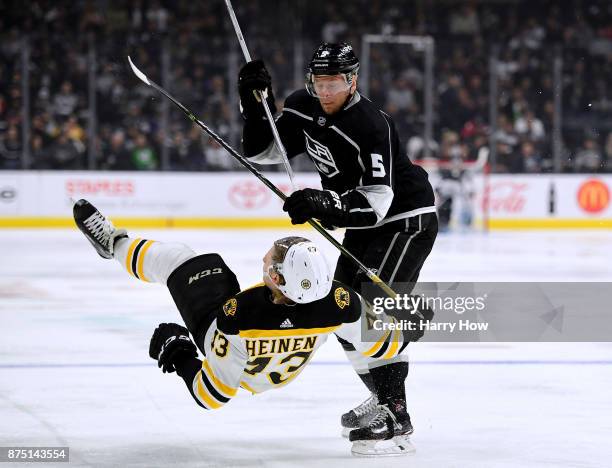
[308,42,360,76]
[306,42,359,97]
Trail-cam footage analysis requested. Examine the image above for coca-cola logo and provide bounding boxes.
[229,181,270,209]
[66,180,134,196]
[482,182,527,213]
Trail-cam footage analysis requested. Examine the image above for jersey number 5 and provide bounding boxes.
[371,154,386,178]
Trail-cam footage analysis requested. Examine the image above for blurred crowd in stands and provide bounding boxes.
[1,0,611,173]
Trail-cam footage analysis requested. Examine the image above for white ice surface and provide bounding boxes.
[1,228,612,467]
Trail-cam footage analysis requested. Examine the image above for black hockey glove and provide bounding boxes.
[238,59,276,120]
[149,323,197,374]
[283,188,349,227]
[401,306,435,342]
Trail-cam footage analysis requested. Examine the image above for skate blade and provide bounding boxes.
[351,435,416,457]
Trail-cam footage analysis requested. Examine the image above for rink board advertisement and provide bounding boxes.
[476,174,612,229]
[0,171,610,229]
[0,171,322,228]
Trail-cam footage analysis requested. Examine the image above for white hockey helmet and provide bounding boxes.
[271,237,333,304]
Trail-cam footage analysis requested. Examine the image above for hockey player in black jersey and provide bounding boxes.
[73,199,432,456]
[238,42,438,446]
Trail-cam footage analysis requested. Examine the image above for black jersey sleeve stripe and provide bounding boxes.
[341,190,378,227]
[200,370,230,404]
[193,375,219,409]
[341,185,394,227]
[283,107,313,121]
[343,190,374,208]
[355,185,394,220]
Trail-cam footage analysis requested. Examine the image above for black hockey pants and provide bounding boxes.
[334,212,438,401]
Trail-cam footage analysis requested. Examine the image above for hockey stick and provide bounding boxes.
[224,0,297,190]
[127,56,397,299]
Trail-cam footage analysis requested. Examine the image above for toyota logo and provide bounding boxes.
[229,181,270,209]
[0,187,16,203]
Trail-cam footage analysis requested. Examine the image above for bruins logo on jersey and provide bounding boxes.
[334,287,350,309]
[223,298,237,317]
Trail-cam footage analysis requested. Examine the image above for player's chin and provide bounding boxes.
[321,102,339,114]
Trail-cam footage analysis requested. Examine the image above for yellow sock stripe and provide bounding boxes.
[136,240,155,282]
[194,374,222,409]
[240,380,259,394]
[125,238,141,277]
[382,327,401,359]
[202,359,237,398]
[364,328,391,357]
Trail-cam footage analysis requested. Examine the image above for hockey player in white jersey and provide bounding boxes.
[73,198,431,456]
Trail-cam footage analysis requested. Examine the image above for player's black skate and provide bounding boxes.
[73,199,127,259]
[340,393,378,438]
[349,398,415,457]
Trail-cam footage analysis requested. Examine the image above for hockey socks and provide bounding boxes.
[370,361,408,405]
[113,238,196,284]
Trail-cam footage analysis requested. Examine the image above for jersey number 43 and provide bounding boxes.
[244,351,312,386]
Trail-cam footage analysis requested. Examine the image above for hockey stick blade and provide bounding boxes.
[126,56,397,299]
[127,56,150,85]
[128,56,201,127]
[129,54,276,188]
[126,57,286,201]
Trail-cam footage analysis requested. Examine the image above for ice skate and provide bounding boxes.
[73,199,127,259]
[340,393,379,438]
[349,399,415,457]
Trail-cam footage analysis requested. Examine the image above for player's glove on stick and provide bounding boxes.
[283,188,349,227]
[402,306,435,342]
[238,59,276,120]
[149,323,197,374]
